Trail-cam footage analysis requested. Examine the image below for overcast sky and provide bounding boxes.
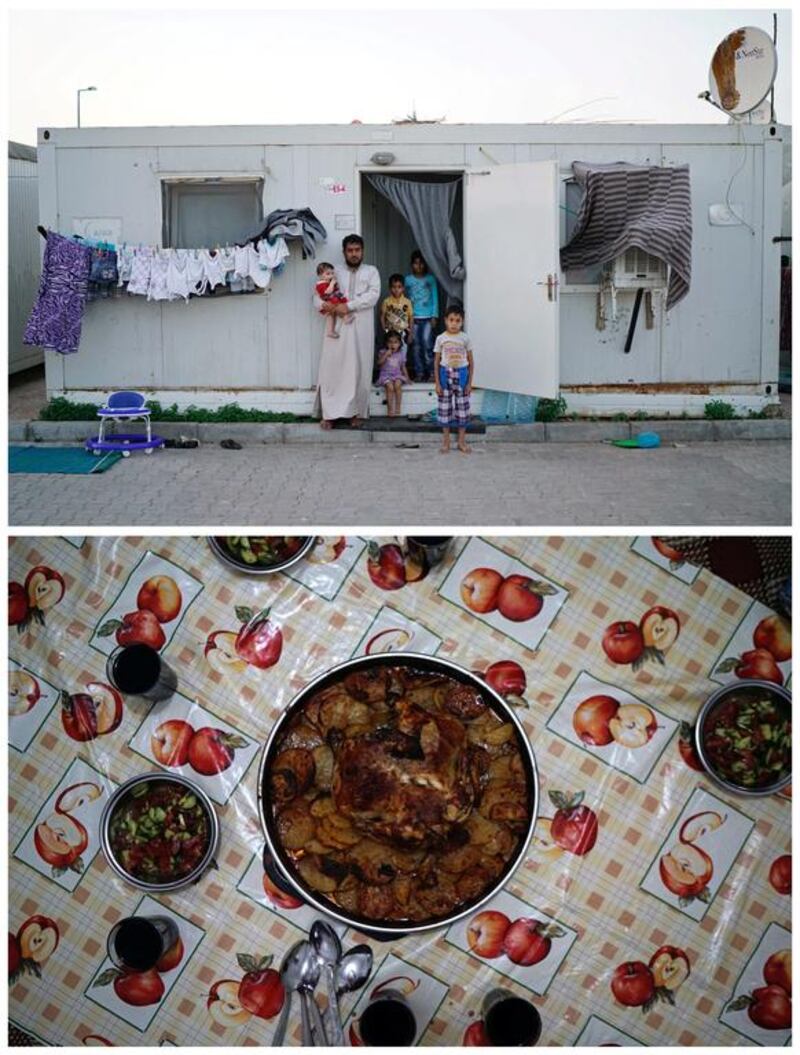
[8,5,792,144]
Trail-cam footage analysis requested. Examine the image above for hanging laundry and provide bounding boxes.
[117,244,134,286]
[86,247,119,301]
[186,249,208,297]
[126,247,153,296]
[166,248,191,303]
[147,248,172,301]
[250,208,327,259]
[23,231,92,355]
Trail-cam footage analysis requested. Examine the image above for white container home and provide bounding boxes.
[34,120,789,417]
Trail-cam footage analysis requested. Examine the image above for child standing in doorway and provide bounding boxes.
[377,330,410,417]
[404,250,438,381]
[434,305,473,454]
[380,274,414,350]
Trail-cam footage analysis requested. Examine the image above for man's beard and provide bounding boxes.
[345,256,362,269]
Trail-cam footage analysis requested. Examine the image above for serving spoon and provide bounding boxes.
[310,920,344,1045]
[322,943,374,1043]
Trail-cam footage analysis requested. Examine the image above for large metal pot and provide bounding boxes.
[208,536,314,576]
[100,772,220,892]
[258,652,539,935]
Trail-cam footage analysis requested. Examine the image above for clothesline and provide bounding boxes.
[26,207,328,354]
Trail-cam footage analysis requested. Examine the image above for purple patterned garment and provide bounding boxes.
[24,232,92,355]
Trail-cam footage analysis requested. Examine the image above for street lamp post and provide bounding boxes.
[77,86,97,128]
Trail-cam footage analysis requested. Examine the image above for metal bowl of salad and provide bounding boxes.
[694,680,792,797]
[208,536,314,575]
[100,773,220,891]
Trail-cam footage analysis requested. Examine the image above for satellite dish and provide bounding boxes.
[709,26,777,116]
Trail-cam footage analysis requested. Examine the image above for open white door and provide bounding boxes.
[464,161,559,397]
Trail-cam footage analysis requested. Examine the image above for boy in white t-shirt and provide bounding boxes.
[433,305,474,454]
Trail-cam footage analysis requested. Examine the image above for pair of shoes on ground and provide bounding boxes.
[164,436,198,449]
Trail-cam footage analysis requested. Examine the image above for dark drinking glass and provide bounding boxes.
[359,990,417,1046]
[482,989,542,1046]
[405,536,454,568]
[106,644,177,700]
[108,915,180,972]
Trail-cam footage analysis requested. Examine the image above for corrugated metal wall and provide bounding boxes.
[8,156,42,372]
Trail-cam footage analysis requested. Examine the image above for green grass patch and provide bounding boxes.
[39,398,311,423]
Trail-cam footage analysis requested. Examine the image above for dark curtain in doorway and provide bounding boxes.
[365,174,465,301]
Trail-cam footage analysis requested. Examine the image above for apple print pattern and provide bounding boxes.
[10,565,67,633]
[205,605,283,675]
[719,922,792,1043]
[9,915,61,984]
[601,605,681,670]
[206,953,285,1030]
[710,602,792,687]
[610,943,691,1014]
[8,535,791,1047]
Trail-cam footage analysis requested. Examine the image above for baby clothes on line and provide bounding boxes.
[202,249,229,291]
[233,245,250,281]
[147,249,171,301]
[258,236,290,271]
[87,248,118,301]
[247,243,271,289]
[186,249,208,296]
[218,246,236,275]
[167,248,191,303]
[117,245,134,286]
[127,247,153,296]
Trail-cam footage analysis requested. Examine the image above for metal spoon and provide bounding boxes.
[297,940,327,1046]
[310,920,344,1045]
[323,944,374,1043]
[275,940,323,1046]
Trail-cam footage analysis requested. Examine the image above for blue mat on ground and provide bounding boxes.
[9,446,124,474]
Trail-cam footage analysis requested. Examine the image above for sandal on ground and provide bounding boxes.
[220,438,242,450]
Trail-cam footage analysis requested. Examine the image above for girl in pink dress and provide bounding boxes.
[376,330,410,417]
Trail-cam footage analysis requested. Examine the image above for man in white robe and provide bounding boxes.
[313,234,380,427]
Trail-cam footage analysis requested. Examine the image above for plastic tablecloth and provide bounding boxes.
[8,535,792,1046]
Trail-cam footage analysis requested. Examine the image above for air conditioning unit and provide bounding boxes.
[609,247,667,289]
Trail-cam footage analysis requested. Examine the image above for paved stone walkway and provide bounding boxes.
[9,440,791,527]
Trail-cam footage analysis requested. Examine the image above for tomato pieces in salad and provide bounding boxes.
[109,781,210,883]
[702,692,791,788]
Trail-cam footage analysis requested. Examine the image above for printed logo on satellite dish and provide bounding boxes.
[736,45,765,60]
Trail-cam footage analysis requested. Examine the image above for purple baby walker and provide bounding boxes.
[85,391,164,457]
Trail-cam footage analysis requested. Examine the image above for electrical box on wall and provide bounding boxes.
[709,203,746,225]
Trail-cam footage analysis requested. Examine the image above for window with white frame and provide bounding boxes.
[161,178,264,249]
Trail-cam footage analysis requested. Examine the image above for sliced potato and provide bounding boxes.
[320,694,370,733]
[280,720,324,751]
[312,745,334,791]
[297,854,341,894]
[392,874,413,907]
[484,723,515,747]
[310,795,335,818]
[276,801,315,850]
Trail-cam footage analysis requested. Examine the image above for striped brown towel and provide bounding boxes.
[560,161,692,309]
